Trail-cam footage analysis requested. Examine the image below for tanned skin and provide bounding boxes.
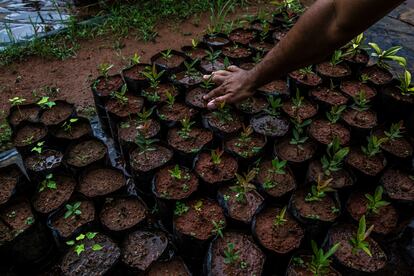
[203,0,405,109]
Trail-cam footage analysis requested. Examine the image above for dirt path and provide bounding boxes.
[0,3,270,115]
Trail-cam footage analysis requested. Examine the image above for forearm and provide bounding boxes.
[247,0,404,89]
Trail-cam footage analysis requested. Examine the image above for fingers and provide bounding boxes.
[227,65,241,72]
[203,85,226,101]
[203,70,231,84]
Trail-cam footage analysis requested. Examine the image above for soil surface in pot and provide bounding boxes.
[158,103,198,123]
[200,58,225,74]
[250,40,273,53]
[204,35,229,47]
[0,168,19,205]
[229,29,256,45]
[194,152,238,184]
[361,65,393,86]
[175,71,203,87]
[130,144,173,173]
[381,85,414,105]
[106,94,144,118]
[328,224,387,273]
[275,138,317,163]
[310,87,348,107]
[185,87,208,109]
[50,200,95,238]
[307,160,353,189]
[381,168,414,202]
[316,62,351,78]
[25,149,63,172]
[13,123,47,147]
[377,130,413,159]
[121,230,168,271]
[60,233,120,276]
[240,62,256,70]
[204,110,242,135]
[174,198,225,240]
[94,75,124,97]
[340,80,377,99]
[78,167,125,198]
[286,255,340,276]
[33,174,76,214]
[167,127,213,154]
[65,139,106,168]
[251,115,289,137]
[146,257,190,276]
[51,118,91,140]
[0,200,34,244]
[282,99,318,121]
[40,101,74,126]
[342,108,377,129]
[218,186,264,224]
[289,70,322,87]
[222,45,252,59]
[257,79,290,96]
[143,83,179,103]
[225,133,266,159]
[254,207,304,254]
[99,197,147,232]
[291,187,340,222]
[346,191,397,235]
[256,160,296,198]
[154,53,186,69]
[154,165,198,200]
[308,119,350,145]
[208,232,265,276]
[118,118,160,141]
[235,97,268,115]
[183,47,208,60]
[8,104,40,126]
[345,148,386,176]
[123,63,148,81]
[343,51,369,65]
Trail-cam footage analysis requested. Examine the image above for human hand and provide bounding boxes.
[202,66,256,109]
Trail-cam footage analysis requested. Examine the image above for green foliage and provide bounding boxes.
[230,169,257,203]
[352,90,370,111]
[223,242,240,264]
[292,88,304,108]
[98,63,114,78]
[326,105,346,124]
[184,59,200,76]
[330,50,344,66]
[321,137,349,176]
[290,118,311,146]
[273,206,288,227]
[237,125,253,144]
[308,241,340,276]
[298,66,314,75]
[64,202,82,219]
[31,141,45,154]
[135,133,158,155]
[207,0,236,34]
[161,49,173,59]
[66,232,102,256]
[9,96,26,107]
[349,215,374,257]
[205,49,222,63]
[269,157,287,175]
[384,121,404,140]
[265,96,283,116]
[305,176,335,202]
[344,33,368,56]
[142,64,165,88]
[369,43,406,69]
[169,165,190,181]
[37,96,56,109]
[365,186,390,214]
[62,118,79,133]
[130,53,141,65]
[200,77,214,89]
[0,115,12,151]
[212,101,233,122]
[361,135,387,157]
[174,201,189,216]
[398,70,414,95]
[111,84,129,105]
[178,118,195,139]
[39,174,57,192]
[137,107,154,123]
[212,220,225,238]
[210,148,224,165]
[165,91,176,107]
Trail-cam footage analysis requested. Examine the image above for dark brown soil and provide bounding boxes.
[345,148,387,176]
[346,191,398,235]
[0,168,19,205]
[250,115,289,137]
[343,51,369,65]
[289,70,322,87]
[123,63,148,81]
[51,118,91,140]
[175,71,203,87]
[185,87,209,109]
[272,28,288,41]
[235,96,268,114]
[40,101,74,126]
[99,197,147,231]
[286,255,340,276]
[24,149,63,172]
[316,62,351,78]
[275,138,317,163]
[377,130,413,158]
[310,87,349,106]
[121,230,168,271]
[204,110,242,135]
[194,152,238,184]
[13,123,47,147]
[182,47,208,60]
[229,29,256,45]
[342,108,377,129]
[254,207,304,254]
[200,58,225,74]
[60,233,120,276]
[146,257,190,276]
[256,160,296,197]
[209,232,265,276]
[240,62,256,70]
[65,139,107,168]
[257,79,290,96]
[167,127,213,154]
[225,133,266,159]
[158,102,198,123]
[308,119,350,145]
[282,100,318,121]
[78,167,125,197]
[174,198,225,240]
[203,35,230,47]
[143,83,179,103]
[154,53,186,69]
[32,174,76,214]
[250,41,274,53]
[328,224,387,272]
[94,75,124,97]
[222,45,252,59]
[0,200,34,244]
[154,165,198,200]
[106,94,144,118]
[340,80,377,99]
[118,117,160,141]
[291,187,340,222]
[361,65,393,86]
[381,168,414,202]
[307,160,353,189]
[8,104,40,126]
[50,200,95,238]
[218,186,264,223]
[381,85,414,105]
[130,144,173,173]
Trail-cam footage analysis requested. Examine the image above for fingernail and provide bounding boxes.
[203,75,210,80]
[207,101,216,109]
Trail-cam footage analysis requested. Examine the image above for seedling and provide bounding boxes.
[212,101,233,122]
[237,125,253,144]
[273,206,288,227]
[142,64,165,89]
[169,165,190,181]
[330,50,344,66]
[349,215,374,257]
[66,232,103,256]
[360,74,370,83]
[207,0,236,34]
[223,242,240,265]
[205,49,222,63]
[269,157,287,175]
[210,148,224,165]
[259,22,270,42]
[64,202,82,219]
[191,38,199,48]
[369,43,406,69]
[223,56,231,70]
[39,173,57,192]
[305,175,335,202]
[290,118,311,146]
[161,49,173,59]
[178,118,195,140]
[110,84,129,105]
[321,137,350,176]
[361,135,387,157]
[137,107,154,123]
[212,220,225,238]
[31,141,45,154]
[174,201,189,216]
[344,33,368,57]
[326,105,346,124]
[193,200,203,212]
[130,53,141,65]
[298,66,314,75]
[365,186,390,214]
[62,118,79,133]
[9,97,26,116]
[37,96,56,109]
[183,59,200,77]
[308,240,340,276]
[252,52,263,64]
[352,90,370,111]
[230,169,257,203]
[135,133,158,155]
[200,77,214,89]
[397,70,414,95]
[98,63,113,79]
[292,88,304,109]
[384,121,404,140]
[25,216,35,225]
[165,91,176,108]
[264,96,283,116]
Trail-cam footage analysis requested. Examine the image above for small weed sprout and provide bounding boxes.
[37,96,56,109]
[349,215,374,257]
[174,201,189,216]
[397,70,414,95]
[290,118,311,146]
[361,135,387,157]
[66,232,103,256]
[252,52,263,64]
[365,186,390,215]
[111,84,129,105]
[31,141,45,154]
[273,206,288,227]
[223,242,240,265]
[212,220,225,238]
[321,137,349,176]
[178,118,195,140]
[352,90,370,111]
[230,169,257,203]
[64,202,82,219]
[62,118,79,133]
[368,43,406,69]
[384,121,404,140]
[98,63,114,79]
[305,175,335,202]
[326,105,346,124]
[264,96,283,116]
[308,240,340,275]
[211,148,224,165]
[39,174,57,192]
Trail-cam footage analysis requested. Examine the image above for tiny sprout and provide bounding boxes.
[142,64,165,88]
[210,148,224,165]
[169,165,183,180]
[66,232,102,256]
[39,173,57,192]
[360,74,370,83]
[265,96,283,116]
[212,101,233,122]
[273,206,288,227]
[321,137,349,176]
[37,96,56,109]
[270,157,287,174]
[178,118,194,140]
[305,175,335,202]
[165,91,176,107]
[64,202,82,219]
[326,105,346,124]
[212,220,225,238]
[201,77,214,89]
[191,38,199,48]
[365,186,390,214]
[298,65,313,75]
[252,52,263,64]
[223,242,240,265]
[290,118,311,146]
[174,201,189,216]
[352,90,370,111]
[350,215,374,257]
[25,216,35,225]
[238,125,253,144]
[9,96,26,107]
[135,133,158,155]
[62,118,79,133]
[330,50,344,66]
[308,240,340,276]
[193,200,203,212]
[131,53,141,65]
[31,141,45,154]
[137,106,154,123]
[384,121,404,140]
[111,84,129,105]
[361,135,387,157]
[231,169,257,203]
[292,88,304,108]
[98,63,113,78]
[161,49,173,59]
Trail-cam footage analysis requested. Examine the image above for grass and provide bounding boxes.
[0,0,252,66]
